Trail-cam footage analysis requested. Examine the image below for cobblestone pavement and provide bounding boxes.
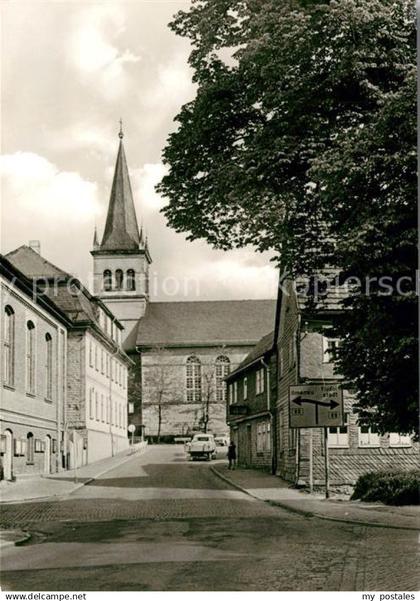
[0,446,418,591]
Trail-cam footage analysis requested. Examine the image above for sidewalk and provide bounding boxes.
[212,464,420,531]
[0,442,148,504]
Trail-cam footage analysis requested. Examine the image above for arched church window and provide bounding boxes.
[103,270,112,291]
[186,356,201,403]
[215,356,230,403]
[115,269,124,290]
[127,269,136,291]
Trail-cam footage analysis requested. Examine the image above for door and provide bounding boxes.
[4,430,13,480]
[247,424,252,466]
[44,435,51,474]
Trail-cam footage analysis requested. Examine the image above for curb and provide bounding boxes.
[210,466,420,532]
[0,530,31,549]
[0,444,149,506]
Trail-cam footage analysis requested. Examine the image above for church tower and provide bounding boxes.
[91,124,152,334]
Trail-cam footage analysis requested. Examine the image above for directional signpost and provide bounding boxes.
[289,383,344,429]
[289,383,344,498]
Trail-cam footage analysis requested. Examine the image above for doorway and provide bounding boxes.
[44,435,51,475]
[4,430,13,480]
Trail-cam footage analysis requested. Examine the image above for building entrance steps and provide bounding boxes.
[211,463,420,531]
[0,442,148,504]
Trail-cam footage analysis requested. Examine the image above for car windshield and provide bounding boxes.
[195,437,209,441]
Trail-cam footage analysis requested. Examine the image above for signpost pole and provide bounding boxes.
[323,427,329,499]
[309,429,313,494]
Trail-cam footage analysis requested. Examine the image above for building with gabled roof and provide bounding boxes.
[5,245,132,468]
[90,128,276,438]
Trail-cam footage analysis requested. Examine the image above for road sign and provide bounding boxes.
[128,424,136,433]
[289,383,344,428]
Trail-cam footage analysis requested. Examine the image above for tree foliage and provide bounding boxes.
[158,0,417,434]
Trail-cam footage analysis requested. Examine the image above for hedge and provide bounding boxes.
[351,470,420,505]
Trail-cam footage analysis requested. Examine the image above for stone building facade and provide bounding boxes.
[0,256,69,480]
[5,246,131,469]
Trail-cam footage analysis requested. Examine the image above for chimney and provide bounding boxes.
[29,240,41,254]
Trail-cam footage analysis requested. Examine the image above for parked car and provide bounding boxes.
[214,436,229,447]
[188,433,217,461]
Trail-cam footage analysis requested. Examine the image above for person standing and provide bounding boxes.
[227,440,237,470]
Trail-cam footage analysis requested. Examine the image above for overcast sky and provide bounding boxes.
[1,0,277,301]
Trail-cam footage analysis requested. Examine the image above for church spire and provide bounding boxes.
[93,226,99,248]
[99,124,141,251]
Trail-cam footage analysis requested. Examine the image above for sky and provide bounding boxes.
[1,0,278,301]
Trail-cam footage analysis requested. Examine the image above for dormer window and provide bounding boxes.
[103,270,112,291]
[127,269,135,291]
[115,269,124,290]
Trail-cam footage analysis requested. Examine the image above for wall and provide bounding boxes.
[276,280,419,489]
[139,346,250,438]
[275,279,300,482]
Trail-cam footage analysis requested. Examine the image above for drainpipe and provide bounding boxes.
[260,358,274,473]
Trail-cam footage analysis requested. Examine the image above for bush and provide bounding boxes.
[351,471,420,505]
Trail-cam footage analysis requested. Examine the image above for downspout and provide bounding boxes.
[270,267,284,476]
[260,357,272,472]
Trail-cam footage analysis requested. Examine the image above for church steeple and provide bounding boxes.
[99,125,142,251]
[91,124,152,336]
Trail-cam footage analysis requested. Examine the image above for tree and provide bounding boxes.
[200,354,230,432]
[142,346,182,442]
[157,0,417,434]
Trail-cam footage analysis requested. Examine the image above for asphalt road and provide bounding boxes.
[0,445,418,591]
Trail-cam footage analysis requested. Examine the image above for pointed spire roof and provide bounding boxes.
[93,226,99,248]
[100,126,141,251]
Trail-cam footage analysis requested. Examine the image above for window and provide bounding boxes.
[256,368,265,395]
[279,350,284,379]
[89,388,94,419]
[128,402,134,414]
[358,424,380,447]
[3,306,15,386]
[233,381,238,404]
[127,269,136,291]
[389,433,412,447]
[101,349,105,374]
[89,340,93,368]
[94,344,98,371]
[115,269,124,290]
[45,333,53,400]
[328,413,349,447]
[106,396,110,424]
[103,270,112,291]
[186,356,201,402]
[243,377,248,400]
[257,421,271,453]
[26,321,36,394]
[215,356,230,402]
[26,433,34,464]
[323,336,341,363]
[101,395,104,422]
[95,391,99,421]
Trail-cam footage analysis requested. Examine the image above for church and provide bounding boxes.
[91,128,276,439]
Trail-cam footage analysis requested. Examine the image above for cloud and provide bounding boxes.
[0,152,100,223]
[139,51,196,134]
[133,162,168,213]
[68,5,141,100]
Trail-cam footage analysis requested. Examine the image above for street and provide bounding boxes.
[0,445,418,591]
